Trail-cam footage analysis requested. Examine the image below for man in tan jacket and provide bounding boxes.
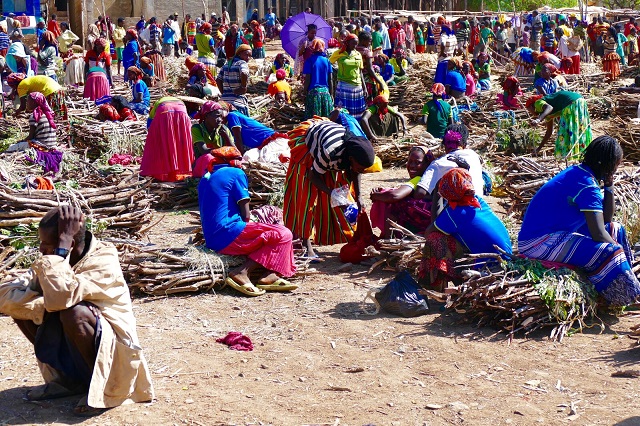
[0,206,154,416]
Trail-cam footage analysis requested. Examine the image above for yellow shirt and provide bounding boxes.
[0,234,155,409]
[329,49,364,85]
[113,26,126,48]
[17,75,62,98]
[57,29,79,54]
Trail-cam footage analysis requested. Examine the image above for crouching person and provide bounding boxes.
[0,206,154,416]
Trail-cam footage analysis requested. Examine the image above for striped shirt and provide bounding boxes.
[219,58,249,94]
[29,114,57,149]
[305,121,347,174]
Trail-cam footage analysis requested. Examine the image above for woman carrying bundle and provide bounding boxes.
[329,33,367,118]
[198,147,297,296]
[419,167,512,291]
[518,136,640,306]
[527,90,592,159]
[283,119,375,259]
[140,97,194,182]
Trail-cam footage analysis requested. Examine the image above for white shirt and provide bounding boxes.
[545,53,562,67]
[380,23,391,50]
[417,148,484,196]
[171,20,181,40]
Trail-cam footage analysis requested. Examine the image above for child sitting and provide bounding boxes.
[420,83,452,139]
[267,68,291,105]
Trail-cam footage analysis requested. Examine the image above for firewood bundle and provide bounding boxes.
[613,92,640,119]
[244,161,287,207]
[0,173,154,241]
[149,178,199,209]
[69,116,147,160]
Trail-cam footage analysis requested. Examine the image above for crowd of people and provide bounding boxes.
[0,8,638,418]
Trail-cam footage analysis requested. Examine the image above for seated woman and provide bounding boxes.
[419,167,512,291]
[219,104,288,155]
[192,101,234,177]
[389,49,409,83]
[534,63,560,95]
[444,58,467,99]
[140,97,194,181]
[111,95,137,121]
[83,38,112,101]
[8,73,67,121]
[370,146,435,238]
[198,147,297,296]
[5,92,57,152]
[474,52,492,91]
[140,57,156,88]
[420,83,452,139]
[266,53,293,83]
[267,69,292,105]
[283,118,375,258]
[526,90,592,159]
[97,103,121,122]
[127,66,151,115]
[498,76,522,110]
[186,59,220,98]
[359,94,407,143]
[462,61,477,97]
[518,136,640,306]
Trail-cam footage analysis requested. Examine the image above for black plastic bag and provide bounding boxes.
[374,271,429,318]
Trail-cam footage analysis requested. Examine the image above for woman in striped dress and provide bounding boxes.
[602,27,621,81]
[283,119,375,258]
[329,33,367,118]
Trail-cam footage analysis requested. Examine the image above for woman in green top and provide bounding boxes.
[359,94,407,142]
[526,90,592,159]
[329,33,367,118]
[415,24,426,53]
[192,101,235,177]
[420,83,452,139]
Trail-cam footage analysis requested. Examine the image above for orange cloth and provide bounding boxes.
[34,176,53,190]
[267,80,291,101]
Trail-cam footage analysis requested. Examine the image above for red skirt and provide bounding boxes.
[140,101,194,182]
[220,222,296,277]
[602,52,621,81]
[83,72,110,101]
[416,44,426,53]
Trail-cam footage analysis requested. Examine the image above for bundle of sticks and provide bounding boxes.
[0,173,154,240]
[149,178,199,209]
[244,161,287,207]
[599,117,640,162]
[69,116,148,159]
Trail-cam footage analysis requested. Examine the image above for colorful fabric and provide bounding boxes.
[438,168,481,209]
[100,104,120,121]
[303,53,332,90]
[47,89,67,121]
[421,99,451,138]
[519,222,640,306]
[417,148,484,196]
[305,86,333,119]
[334,80,366,118]
[553,97,592,159]
[208,146,243,170]
[419,230,464,289]
[602,51,621,80]
[329,49,364,85]
[84,71,110,101]
[17,75,61,98]
[226,111,274,149]
[29,92,56,129]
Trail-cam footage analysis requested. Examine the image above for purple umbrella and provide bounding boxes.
[280,12,332,58]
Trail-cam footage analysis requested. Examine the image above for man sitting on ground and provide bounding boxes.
[0,206,154,416]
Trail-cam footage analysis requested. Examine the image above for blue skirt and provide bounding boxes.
[334,81,366,118]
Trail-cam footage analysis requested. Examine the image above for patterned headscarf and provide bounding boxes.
[542,62,558,75]
[443,129,464,152]
[310,38,325,53]
[502,76,520,96]
[126,28,138,40]
[29,92,56,129]
[394,48,406,58]
[438,168,481,209]
[42,31,58,46]
[208,146,243,171]
[477,51,489,64]
[127,66,143,80]
[340,33,358,53]
[7,72,26,88]
[99,104,121,121]
[94,37,108,49]
[431,83,446,97]
[526,94,543,109]
[195,100,222,122]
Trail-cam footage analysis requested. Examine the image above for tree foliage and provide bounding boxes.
[465,0,577,12]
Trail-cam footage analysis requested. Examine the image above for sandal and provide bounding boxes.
[225,276,266,297]
[26,381,86,401]
[256,278,298,292]
[298,255,323,264]
[73,396,106,417]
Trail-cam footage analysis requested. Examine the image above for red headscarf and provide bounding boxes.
[542,62,558,75]
[438,168,481,209]
[127,66,143,81]
[7,72,25,88]
[373,95,389,120]
[310,38,325,53]
[126,29,138,40]
[195,100,222,122]
[207,146,243,172]
[431,83,446,97]
[275,68,286,80]
[201,22,212,34]
[526,94,543,109]
[340,33,357,53]
[502,76,520,96]
[99,104,121,121]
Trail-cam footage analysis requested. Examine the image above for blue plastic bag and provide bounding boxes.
[374,271,429,318]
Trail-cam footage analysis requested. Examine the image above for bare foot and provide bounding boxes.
[258,272,280,285]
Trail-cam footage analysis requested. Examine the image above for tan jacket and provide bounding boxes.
[0,234,154,408]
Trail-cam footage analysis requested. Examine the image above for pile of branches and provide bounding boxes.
[118,242,242,296]
[368,220,424,275]
[428,256,600,342]
[149,178,199,209]
[613,92,640,119]
[0,173,154,243]
[372,136,434,167]
[244,161,287,207]
[599,117,640,162]
[69,116,147,160]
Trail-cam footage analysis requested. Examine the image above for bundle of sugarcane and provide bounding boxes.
[0,173,155,241]
[162,56,190,88]
[497,155,565,218]
[426,256,599,342]
[68,115,147,159]
[149,178,199,209]
[244,161,288,207]
[247,79,269,95]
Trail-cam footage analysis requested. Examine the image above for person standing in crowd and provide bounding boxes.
[530,10,542,52]
[171,13,181,57]
[415,22,426,53]
[57,22,79,58]
[196,22,219,78]
[294,24,318,78]
[223,24,248,63]
[303,39,333,119]
[404,16,416,53]
[217,44,251,116]
[330,33,367,118]
[379,17,392,57]
[265,7,277,39]
[148,17,161,50]
[122,29,140,82]
[251,20,265,59]
[602,27,622,81]
[37,31,59,81]
[136,15,146,33]
[112,18,126,75]
[161,16,176,57]
[222,6,231,26]
[47,14,62,38]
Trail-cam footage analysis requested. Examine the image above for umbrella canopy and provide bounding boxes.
[280,12,332,58]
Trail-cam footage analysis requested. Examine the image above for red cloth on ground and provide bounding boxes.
[216,332,253,351]
[340,212,377,264]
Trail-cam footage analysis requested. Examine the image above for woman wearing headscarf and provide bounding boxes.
[267,53,293,82]
[4,92,58,152]
[283,118,376,259]
[519,136,640,306]
[216,44,251,116]
[294,24,318,78]
[370,146,435,238]
[86,23,100,50]
[223,24,248,62]
[122,29,140,83]
[8,73,67,121]
[250,20,265,59]
[140,97,194,181]
[196,22,218,78]
[461,61,477,97]
[143,42,166,82]
[191,101,234,177]
[498,76,522,110]
[329,33,367,118]
[303,39,334,119]
[419,167,511,291]
[83,38,112,100]
[6,41,34,76]
[526,90,592,159]
[360,94,407,142]
[444,57,466,99]
[534,63,560,95]
[198,146,297,296]
[127,66,150,114]
[602,27,621,81]
[37,31,59,81]
[420,83,452,139]
[140,56,156,87]
[111,95,137,121]
[474,51,491,91]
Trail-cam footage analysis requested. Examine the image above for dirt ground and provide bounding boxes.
[1,42,640,426]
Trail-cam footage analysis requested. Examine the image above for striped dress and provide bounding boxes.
[283,120,354,245]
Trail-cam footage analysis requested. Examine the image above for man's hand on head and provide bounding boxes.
[57,206,84,250]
